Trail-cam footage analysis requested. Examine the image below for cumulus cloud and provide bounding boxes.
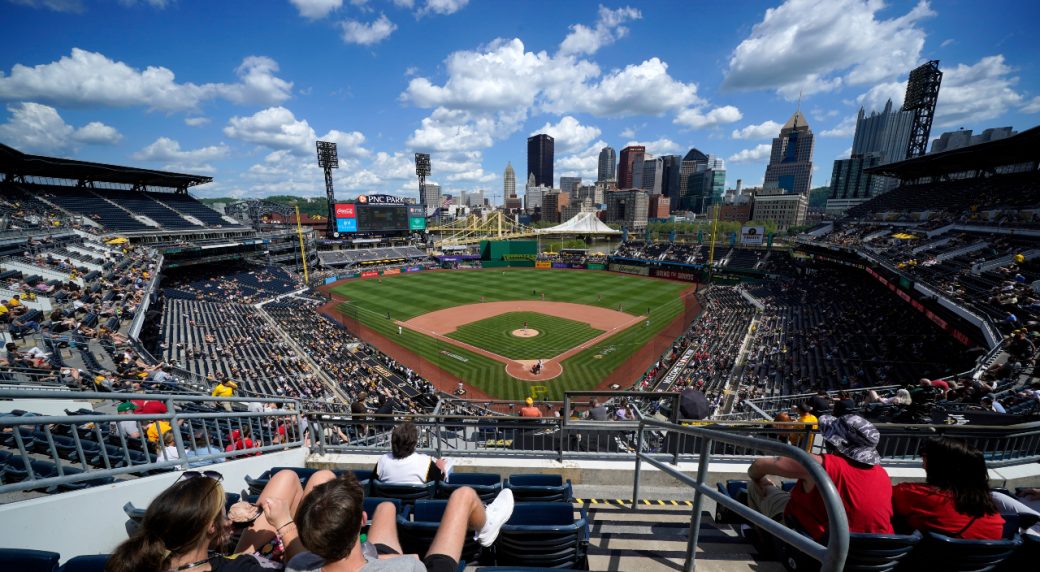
[532,116,601,153]
[728,143,772,163]
[339,14,396,45]
[855,81,906,112]
[185,116,211,127]
[558,57,703,117]
[290,0,342,19]
[820,114,857,137]
[0,49,293,112]
[624,138,680,156]
[557,139,609,181]
[1024,96,1040,114]
[133,137,229,172]
[224,106,368,156]
[731,120,782,139]
[559,5,641,56]
[932,55,1024,128]
[674,105,742,129]
[723,0,934,99]
[418,0,468,17]
[0,102,121,154]
[407,107,525,153]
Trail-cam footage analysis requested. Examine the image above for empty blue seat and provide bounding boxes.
[397,500,482,563]
[57,554,108,572]
[782,530,921,572]
[371,479,436,505]
[0,548,60,572]
[495,502,588,569]
[437,473,502,503]
[503,474,572,503]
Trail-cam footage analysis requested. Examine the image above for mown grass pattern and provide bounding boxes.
[446,311,603,360]
[330,269,690,400]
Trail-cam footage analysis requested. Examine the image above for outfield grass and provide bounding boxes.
[447,311,603,360]
[330,269,690,400]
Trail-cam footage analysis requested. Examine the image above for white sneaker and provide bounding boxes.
[475,488,514,547]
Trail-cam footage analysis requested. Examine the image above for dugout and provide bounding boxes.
[480,240,538,268]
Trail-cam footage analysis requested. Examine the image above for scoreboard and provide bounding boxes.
[334,195,426,234]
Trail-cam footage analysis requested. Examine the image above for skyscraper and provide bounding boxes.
[763,110,814,195]
[683,156,725,214]
[503,162,516,199]
[640,157,664,195]
[560,176,582,195]
[527,134,554,188]
[422,183,442,218]
[618,145,645,189]
[597,146,616,182]
[829,100,914,208]
[660,155,682,203]
[678,148,708,210]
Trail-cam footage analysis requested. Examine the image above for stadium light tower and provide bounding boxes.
[415,153,431,211]
[316,140,339,236]
[902,60,942,159]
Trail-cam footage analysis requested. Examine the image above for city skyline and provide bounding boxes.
[0,0,1037,202]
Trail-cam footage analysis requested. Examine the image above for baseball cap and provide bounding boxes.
[117,402,137,412]
[817,414,881,466]
[525,397,534,406]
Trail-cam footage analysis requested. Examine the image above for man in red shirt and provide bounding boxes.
[747,414,894,542]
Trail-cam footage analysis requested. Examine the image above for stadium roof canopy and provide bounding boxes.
[537,211,620,235]
[0,143,212,192]
[865,125,1040,181]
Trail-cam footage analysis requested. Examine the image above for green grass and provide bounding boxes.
[330,269,691,400]
[447,311,603,359]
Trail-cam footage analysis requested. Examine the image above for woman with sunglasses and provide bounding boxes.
[107,468,336,572]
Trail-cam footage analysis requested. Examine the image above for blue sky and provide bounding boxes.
[1,0,1038,201]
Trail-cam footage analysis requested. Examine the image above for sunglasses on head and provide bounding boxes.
[178,470,224,483]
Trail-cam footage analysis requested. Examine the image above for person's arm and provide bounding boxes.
[748,454,818,483]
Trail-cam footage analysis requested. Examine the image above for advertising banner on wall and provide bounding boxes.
[360,270,379,278]
[609,263,650,276]
[383,268,401,275]
[405,266,423,273]
[741,226,765,246]
[535,261,552,269]
[651,268,698,282]
[336,218,358,233]
[335,203,356,218]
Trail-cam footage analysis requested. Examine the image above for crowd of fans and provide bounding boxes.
[612,240,709,265]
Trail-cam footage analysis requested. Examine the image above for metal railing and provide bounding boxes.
[0,389,304,494]
[630,407,849,572]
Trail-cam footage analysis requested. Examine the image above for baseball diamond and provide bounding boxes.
[322,268,697,400]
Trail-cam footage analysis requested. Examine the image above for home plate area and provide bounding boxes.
[400,301,646,382]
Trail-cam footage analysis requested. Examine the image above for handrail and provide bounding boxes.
[630,408,849,572]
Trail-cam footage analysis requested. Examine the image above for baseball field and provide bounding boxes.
[326,269,694,400]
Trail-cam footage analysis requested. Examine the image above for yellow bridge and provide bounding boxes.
[428,211,539,247]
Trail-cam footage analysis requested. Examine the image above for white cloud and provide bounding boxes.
[418,0,468,17]
[185,116,211,127]
[133,137,229,173]
[731,119,782,139]
[940,38,955,48]
[1024,96,1040,114]
[407,107,524,153]
[339,14,396,45]
[532,116,601,153]
[557,139,609,181]
[933,55,1024,128]
[855,81,906,112]
[0,102,121,153]
[728,143,772,163]
[557,57,703,117]
[820,114,857,137]
[674,105,742,129]
[72,121,122,145]
[0,49,293,112]
[619,127,636,138]
[224,106,368,156]
[559,5,641,56]
[290,0,342,19]
[118,0,170,7]
[624,138,679,156]
[724,0,934,99]
[8,0,83,12]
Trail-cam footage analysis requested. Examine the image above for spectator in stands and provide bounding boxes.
[186,431,224,468]
[519,397,542,417]
[866,388,912,406]
[810,388,832,416]
[892,437,1004,540]
[832,390,856,417]
[113,401,141,440]
[108,469,330,572]
[746,414,894,542]
[228,425,260,456]
[981,395,1007,414]
[375,421,449,484]
[587,398,608,421]
[159,431,184,469]
[211,379,237,411]
[287,472,514,572]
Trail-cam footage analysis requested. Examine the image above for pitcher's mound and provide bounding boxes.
[511,328,540,338]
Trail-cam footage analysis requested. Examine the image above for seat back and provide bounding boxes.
[495,503,588,569]
[371,479,436,504]
[397,500,482,562]
[57,554,109,572]
[504,474,571,502]
[437,473,502,502]
[0,548,61,572]
[901,531,1020,572]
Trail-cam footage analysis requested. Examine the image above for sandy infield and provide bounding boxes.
[400,301,644,381]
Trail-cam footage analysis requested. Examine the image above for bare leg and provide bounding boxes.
[236,469,304,554]
[366,501,404,554]
[425,487,485,562]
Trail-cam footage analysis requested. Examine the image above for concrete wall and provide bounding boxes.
[0,447,307,562]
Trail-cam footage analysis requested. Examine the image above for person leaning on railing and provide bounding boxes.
[746,414,894,543]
